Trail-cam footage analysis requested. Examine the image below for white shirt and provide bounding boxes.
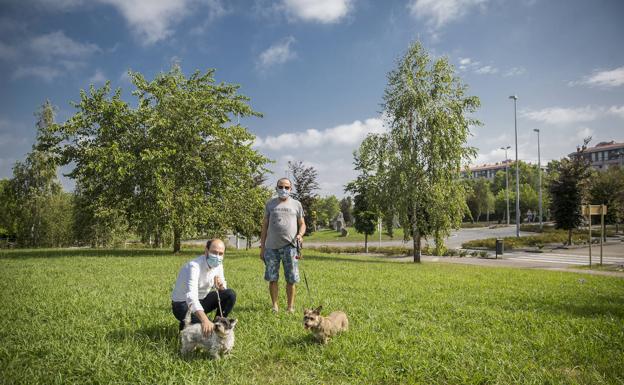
[171,255,227,313]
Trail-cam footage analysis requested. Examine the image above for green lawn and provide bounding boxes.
[1,248,623,384]
[304,227,406,242]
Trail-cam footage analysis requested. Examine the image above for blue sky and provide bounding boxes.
[1,0,623,197]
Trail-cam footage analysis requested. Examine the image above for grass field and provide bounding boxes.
[1,248,623,384]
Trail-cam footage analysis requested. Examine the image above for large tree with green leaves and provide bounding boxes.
[288,161,319,234]
[549,140,592,245]
[43,65,270,252]
[350,41,479,262]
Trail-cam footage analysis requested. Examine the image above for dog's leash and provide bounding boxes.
[214,285,224,318]
[295,238,315,306]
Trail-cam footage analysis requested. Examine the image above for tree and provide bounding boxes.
[339,196,353,225]
[588,166,624,234]
[313,195,341,228]
[549,140,592,245]
[8,101,72,247]
[232,175,272,249]
[288,161,319,234]
[43,66,270,252]
[352,193,377,253]
[465,178,495,222]
[351,41,479,262]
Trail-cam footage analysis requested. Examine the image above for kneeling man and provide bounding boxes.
[171,238,236,336]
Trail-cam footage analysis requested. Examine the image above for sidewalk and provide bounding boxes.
[388,247,624,278]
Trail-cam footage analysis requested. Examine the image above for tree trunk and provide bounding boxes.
[173,228,181,253]
[364,233,368,253]
[567,229,572,246]
[412,227,421,263]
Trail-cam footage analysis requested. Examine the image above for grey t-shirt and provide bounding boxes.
[264,197,304,249]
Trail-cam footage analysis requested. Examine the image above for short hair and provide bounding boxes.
[276,177,292,187]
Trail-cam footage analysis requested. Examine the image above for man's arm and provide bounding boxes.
[296,216,306,242]
[259,214,269,260]
[186,263,214,336]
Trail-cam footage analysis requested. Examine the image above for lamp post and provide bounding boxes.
[533,128,542,229]
[500,146,511,225]
[509,95,520,237]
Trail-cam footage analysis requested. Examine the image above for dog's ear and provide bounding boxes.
[314,306,322,314]
[229,318,237,327]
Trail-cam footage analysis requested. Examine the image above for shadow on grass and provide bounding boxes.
[0,248,187,259]
[300,253,402,265]
[0,248,257,260]
[285,332,318,347]
[108,322,179,345]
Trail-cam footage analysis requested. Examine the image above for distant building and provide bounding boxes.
[462,160,513,180]
[569,141,624,171]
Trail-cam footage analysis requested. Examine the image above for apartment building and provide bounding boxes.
[569,141,624,170]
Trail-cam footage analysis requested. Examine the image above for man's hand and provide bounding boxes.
[296,234,303,243]
[201,320,214,336]
[259,246,265,261]
[214,276,225,291]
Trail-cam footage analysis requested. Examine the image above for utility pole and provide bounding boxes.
[533,128,543,229]
[500,146,511,226]
[509,95,520,237]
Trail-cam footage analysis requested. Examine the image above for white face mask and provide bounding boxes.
[277,188,290,198]
[206,253,223,268]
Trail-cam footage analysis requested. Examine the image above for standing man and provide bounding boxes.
[171,239,237,334]
[260,177,306,313]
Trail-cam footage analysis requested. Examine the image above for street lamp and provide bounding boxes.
[509,95,520,237]
[533,128,542,229]
[500,146,511,226]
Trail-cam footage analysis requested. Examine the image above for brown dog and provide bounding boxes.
[303,306,348,344]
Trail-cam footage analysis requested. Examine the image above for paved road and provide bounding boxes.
[393,243,624,277]
[304,225,532,249]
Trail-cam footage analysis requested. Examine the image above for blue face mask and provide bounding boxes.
[206,253,223,268]
[277,188,290,198]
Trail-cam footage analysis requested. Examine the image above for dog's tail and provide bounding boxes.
[183,307,192,330]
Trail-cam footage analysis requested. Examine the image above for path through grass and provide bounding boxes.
[0,248,623,384]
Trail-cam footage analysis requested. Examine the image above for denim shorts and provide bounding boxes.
[263,244,300,284]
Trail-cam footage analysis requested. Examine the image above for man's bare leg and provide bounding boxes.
[269,281,279,312]
[286,283,296,313]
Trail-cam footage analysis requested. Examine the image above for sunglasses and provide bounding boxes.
[277,185,291,190]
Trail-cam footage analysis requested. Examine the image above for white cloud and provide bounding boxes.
[575,127,594,142]
[257,36,297,69]
[408,0,488,30]
[474,65,498,75]
[29,0,227,45]
[457,56,523,77]
[282,0,352,23]
[98,0,190,45]
[503,67,526,77]
[88,69,107,85]
[12,66,63,82]
[569,66,624,88]
[608,105,624,119]
[29,31,100,58]
[254,117,385,150]
[520,106,602,125]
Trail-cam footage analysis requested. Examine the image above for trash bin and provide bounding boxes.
[495,239,504,258]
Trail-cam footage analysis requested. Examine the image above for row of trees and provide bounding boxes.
[464,161,546,223]
[2,66,274,252]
